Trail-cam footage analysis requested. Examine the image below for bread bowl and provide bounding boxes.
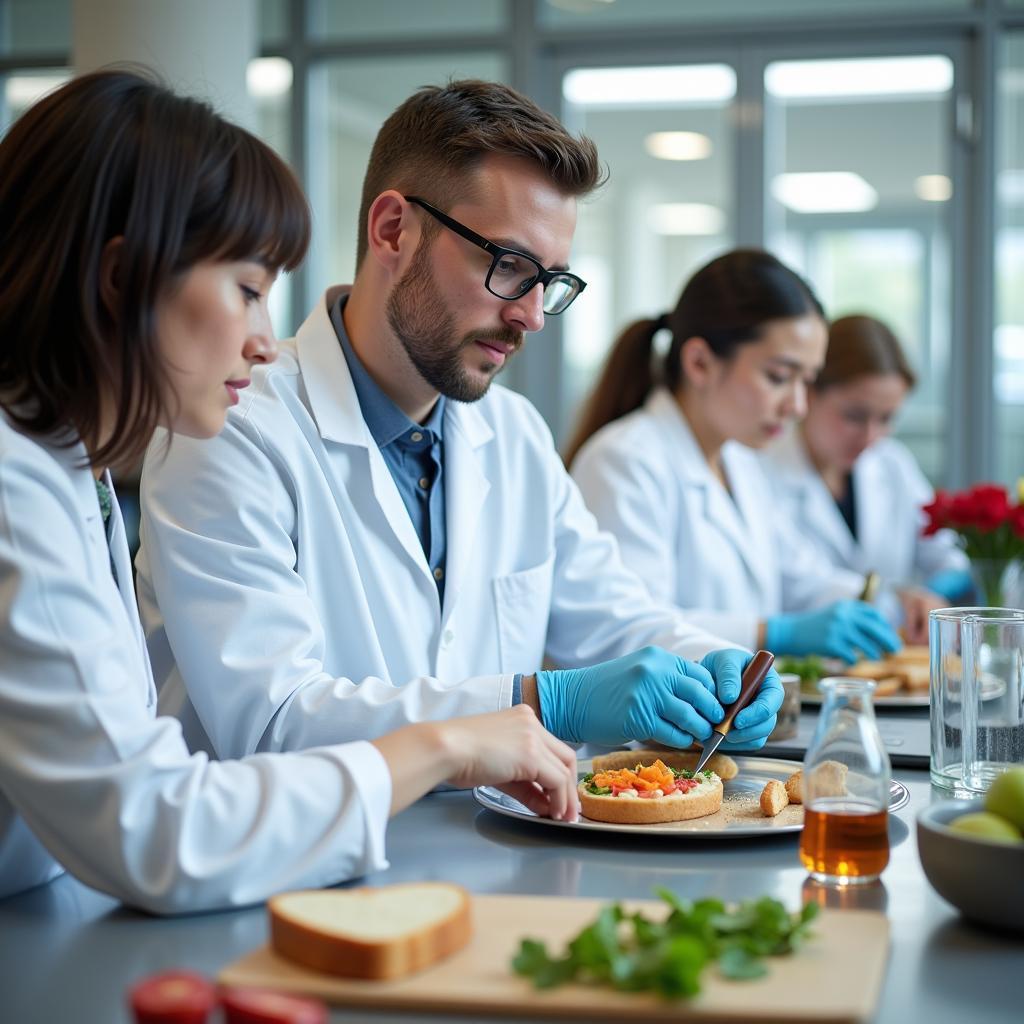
[578,758,723,824]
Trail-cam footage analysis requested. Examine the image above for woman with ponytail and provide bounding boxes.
[568,249,909,657]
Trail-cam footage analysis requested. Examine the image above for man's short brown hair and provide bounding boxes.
[356,79,604,267]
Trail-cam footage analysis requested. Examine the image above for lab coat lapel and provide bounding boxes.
[442,401,493,625]
[103,472,158,702]
[59,448,156,703]
[652,391,764,594]
[724,444,777,601]
[790,433,857,564]
[853,448,887,562]
[295,288,434,585]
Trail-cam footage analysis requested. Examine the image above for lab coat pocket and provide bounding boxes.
[492,555,554,673]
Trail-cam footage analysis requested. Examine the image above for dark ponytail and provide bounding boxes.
[565,248,823,466]
[563,315,664,467]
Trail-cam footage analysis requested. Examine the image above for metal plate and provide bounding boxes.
[798,672,1005,709]
[473,756,910,838]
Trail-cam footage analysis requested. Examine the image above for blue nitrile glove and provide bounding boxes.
[699,649,784,749]
[535,646,726,748]
[764,600,902,663]
[924,568,974,603]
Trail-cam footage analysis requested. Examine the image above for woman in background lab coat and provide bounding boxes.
[0,69,576,915]
[568,249,905,657]
[760,314,969,635]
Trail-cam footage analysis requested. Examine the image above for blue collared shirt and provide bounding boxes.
[329,295,447,603]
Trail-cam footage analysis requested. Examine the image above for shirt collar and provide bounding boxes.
[329,293,445,449]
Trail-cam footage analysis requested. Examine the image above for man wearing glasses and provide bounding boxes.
[137,80,782,768]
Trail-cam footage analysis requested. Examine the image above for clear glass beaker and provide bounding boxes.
[930,607,1024,794]
[799,677,891,885]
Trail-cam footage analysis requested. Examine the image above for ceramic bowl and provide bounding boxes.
[917,798,1024,933]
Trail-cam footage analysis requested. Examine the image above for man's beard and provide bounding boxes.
[385,242,522,403]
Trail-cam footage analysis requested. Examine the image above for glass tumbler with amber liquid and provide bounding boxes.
[799,677,891,885]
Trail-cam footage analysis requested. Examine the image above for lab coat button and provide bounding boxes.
[442,628,455,646]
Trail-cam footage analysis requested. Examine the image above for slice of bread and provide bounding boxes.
[578,772,723,824]
[784,770,803,805]
[872,675,904,697]
[898,664,931,692]
[887,645,930,665]
[844,660,890,680]
[759,779,789,817]
[590,748,739,781]
[268,883,472,980]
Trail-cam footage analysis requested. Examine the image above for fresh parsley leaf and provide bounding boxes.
[512,890,817,1000]
[719,945,768,980]
[775,655,825,682]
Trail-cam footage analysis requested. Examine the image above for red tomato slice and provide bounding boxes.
[220,986,328,1024]
[129,971,217,1024]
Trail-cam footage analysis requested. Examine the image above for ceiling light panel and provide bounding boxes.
[765,56,954,101]
[563,65,736,108]
[645,131,712,161]
[771,172,878,214]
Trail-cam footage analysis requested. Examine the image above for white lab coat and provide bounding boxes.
[570,389,865,650]
[0,412,390,913]
[136,287,729,760]
[760,426,968,588]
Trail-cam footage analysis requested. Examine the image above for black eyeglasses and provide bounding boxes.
[404,196,586,315]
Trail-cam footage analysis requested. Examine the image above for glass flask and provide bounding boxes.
[799,677,891,885]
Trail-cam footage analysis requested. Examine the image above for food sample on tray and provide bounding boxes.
[591,747,739,780]
[844,647,930,696]
[268,883,472,981]
[778,647,930,698]
[579,758,724,824]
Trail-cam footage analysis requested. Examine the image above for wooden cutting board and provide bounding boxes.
[219,894,889,1023]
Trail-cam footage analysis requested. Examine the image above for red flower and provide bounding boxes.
[923,490,957,535]
[965,484,1011,531]
[1011,506,1024,539]
[921,482,1024,561]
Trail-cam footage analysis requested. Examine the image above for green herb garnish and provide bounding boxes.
[775,655,825,683]
[511,890,819,1000]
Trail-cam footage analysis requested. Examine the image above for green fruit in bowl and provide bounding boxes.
[949,811,1023,843]
[984,767,1024,831]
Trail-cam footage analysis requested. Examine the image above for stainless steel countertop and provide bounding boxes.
[2,765,1021,1023]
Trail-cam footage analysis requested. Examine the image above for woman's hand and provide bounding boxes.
[438,705,578,821]
[897,587,947,645]
[371,705,578,822]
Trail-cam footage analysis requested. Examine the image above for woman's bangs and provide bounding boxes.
[204,134,310,273]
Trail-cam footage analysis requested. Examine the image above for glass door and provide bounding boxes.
[763,52,959,484]
[542,53,741,444]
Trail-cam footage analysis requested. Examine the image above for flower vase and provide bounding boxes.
[969,558,1023,608]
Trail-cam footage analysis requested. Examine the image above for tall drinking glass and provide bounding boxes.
[930,607,1024,794]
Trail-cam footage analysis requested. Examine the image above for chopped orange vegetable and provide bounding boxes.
[592,758,677,792]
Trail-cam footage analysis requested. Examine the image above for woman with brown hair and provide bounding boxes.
[568,249,908,658]
[0,69,577,914]
[760,314,969,621]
